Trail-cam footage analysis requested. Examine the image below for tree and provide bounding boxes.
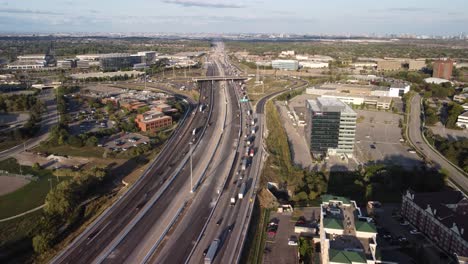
[445,102,464,128]
[32,233,53,254]
[85,136,98,147]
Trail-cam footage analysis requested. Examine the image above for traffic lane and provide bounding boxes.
[154,84,240,264]
[54,87,211,263]
[103,94,221,263]
[409,94,468,191]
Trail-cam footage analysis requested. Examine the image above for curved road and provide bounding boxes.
[408,93,468,192]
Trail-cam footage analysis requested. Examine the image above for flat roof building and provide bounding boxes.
[305,97,357,158]
[135,110,172,132]
[271,60,299,71]
[320,195,388,264]
[100,53,143,71]
[456,111,468,129]
[377,60,402,71]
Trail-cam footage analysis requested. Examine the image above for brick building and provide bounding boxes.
[135,110,172,132]
[433,59,454,80]
[401,190,468,259]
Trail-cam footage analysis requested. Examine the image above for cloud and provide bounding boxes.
[0,7,62,15]
[162,0,245,8]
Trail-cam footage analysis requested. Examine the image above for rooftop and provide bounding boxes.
[328,249,367,264]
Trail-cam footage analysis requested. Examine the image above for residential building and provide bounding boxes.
[135,110,172,132]
[433,59,454,80]
[401,190,468,258]
[271,60,299,71]
[76,60,90,69]
[454,94,468,103]
[456,112,468,128]
[320,195,388,264]
[305,97,357,158]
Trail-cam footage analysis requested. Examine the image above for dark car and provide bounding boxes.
[370,144,376,149]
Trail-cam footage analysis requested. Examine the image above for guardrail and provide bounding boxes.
[51,90,194,264]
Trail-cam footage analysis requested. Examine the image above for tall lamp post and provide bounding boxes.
[189,142,193,193]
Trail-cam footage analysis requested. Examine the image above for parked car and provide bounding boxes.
[410,229,421,235]
[400,221,409,226]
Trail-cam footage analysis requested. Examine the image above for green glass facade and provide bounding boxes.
[309,112,341,153]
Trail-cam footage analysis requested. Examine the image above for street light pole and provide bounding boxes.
[189,142,193,193]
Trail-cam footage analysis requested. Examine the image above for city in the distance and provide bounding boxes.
[0,1,467,264]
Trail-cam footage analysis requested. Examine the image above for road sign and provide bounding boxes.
[240,99,248,103]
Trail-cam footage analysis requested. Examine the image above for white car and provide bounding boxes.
[410,229,421,235]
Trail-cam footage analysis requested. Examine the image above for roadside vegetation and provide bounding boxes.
[424,130,468,173]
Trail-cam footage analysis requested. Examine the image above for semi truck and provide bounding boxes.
[238,182,246,199]
[204,239,220,264]
[241,159,247,171]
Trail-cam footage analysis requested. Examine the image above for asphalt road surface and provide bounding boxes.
[408,93,468,192]
[0,89,58,160]
[52,64,217,264]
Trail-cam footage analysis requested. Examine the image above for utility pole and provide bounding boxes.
[172,65,175,78]
[144,74,147,90]
[189,142,193,193]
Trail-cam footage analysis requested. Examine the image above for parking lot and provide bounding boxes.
[263,207,319,264]
[100,132,149,152]
[355,110,423,168]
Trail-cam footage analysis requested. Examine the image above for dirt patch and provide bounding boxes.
[0,176,30,196]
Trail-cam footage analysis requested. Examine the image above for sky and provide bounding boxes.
[0,0,467,35]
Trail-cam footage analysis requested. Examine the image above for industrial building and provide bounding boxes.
[433,59,454,80]
[135,110,172,132]
[320,195,386,264]
[300,61,329,69]
[401,190,468,260]
[305,97,357,158]
[271,60,299,71]
[377,60,402,71]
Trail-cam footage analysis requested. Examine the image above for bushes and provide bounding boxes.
[32,167,108,254]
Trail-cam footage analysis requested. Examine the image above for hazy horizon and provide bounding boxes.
[0,0,467,35]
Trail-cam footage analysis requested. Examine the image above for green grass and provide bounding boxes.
[0,210,41,247]
[0,158,67,219]
[0,139,22,152]
[35,144,105,158]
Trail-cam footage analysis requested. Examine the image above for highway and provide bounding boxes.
[0,88,58,160]
[52,43,239,264]
[149,44,309,264]
[408,93,468,192]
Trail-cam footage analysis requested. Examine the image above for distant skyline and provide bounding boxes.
[0,0,467,35]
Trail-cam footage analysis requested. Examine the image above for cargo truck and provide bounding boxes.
[241,159,247,171]
[238,182,246,199]
[230,197,236,205]
[204,239,220,264]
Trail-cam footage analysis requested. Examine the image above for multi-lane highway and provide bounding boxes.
[0,88,58,160]
[408,93,468,192]
[52,43,237,264]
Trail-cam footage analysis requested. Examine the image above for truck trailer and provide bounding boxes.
[238,182,246,199]
[204,239,220,264]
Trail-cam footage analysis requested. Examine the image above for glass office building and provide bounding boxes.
[305,97,357,158]
[271,60,299,71]
[99,53,143,71]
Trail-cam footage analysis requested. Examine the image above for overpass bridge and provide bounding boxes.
[192,76,249,82]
